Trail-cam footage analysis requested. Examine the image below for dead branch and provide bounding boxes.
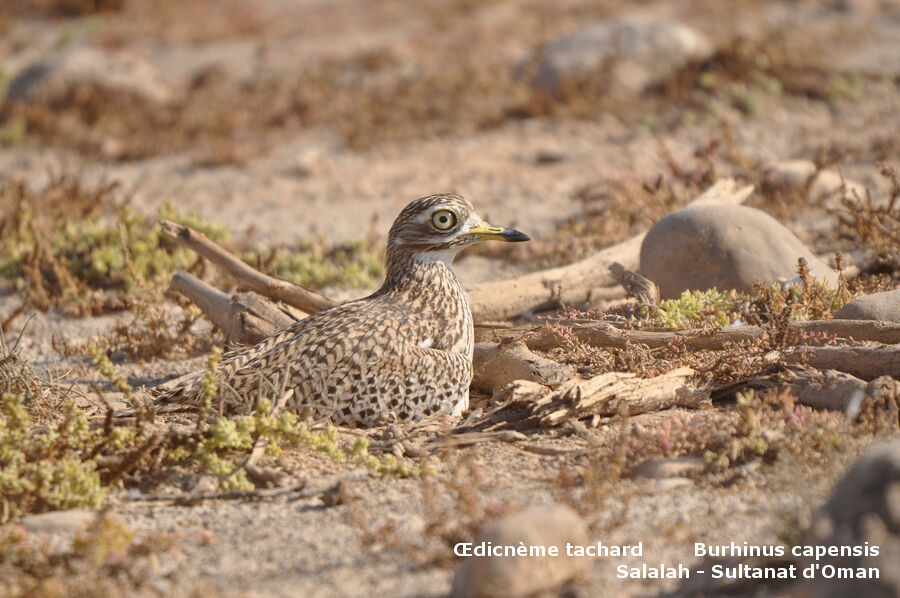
[465,178,755,321]
[171,271,300,345]
[761,367,899,418]
[785,343,900,380]
[478,319,900,351]
[518,444,588,456]
[467,367,708,430]
[96,430,163,482]
[160,219,337,314]
[128,482,307,504]
[775,368,870,412]
[425,430,528,449]
[131,471,370,504]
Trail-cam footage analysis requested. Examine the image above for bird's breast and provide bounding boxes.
[380,259,474,357]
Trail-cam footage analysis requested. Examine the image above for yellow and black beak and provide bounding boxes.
[465,222,531,242]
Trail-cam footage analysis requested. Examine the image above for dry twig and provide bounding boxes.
[171,271,300,345]
[479,319,900,351]
[160,219,336,314]
[783,343,900,381]
[464,367,707,431]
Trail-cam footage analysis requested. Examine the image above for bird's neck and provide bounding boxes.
[382,247,464,299]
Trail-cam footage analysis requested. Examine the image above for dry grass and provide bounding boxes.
[0,512,211,598]
[52,301,218,361]
[5,1,878,165]
[418,450,509,565]
[350,447,512,568]
[0,328,43,400]
[837,163,900,276]
[657,22,872,111]
[549,258,858,384]
[473,142,722,268]
[556,387,854,520]
[0,174,382,354]
[0,0,124,19]
[1,176,161,317]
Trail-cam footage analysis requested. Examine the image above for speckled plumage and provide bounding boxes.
[153,194,528,427]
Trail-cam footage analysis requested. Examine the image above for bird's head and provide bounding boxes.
[387,194,530,264]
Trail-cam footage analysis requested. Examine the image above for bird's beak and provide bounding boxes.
[465,221,531,242]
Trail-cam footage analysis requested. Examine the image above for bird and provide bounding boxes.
[153,194,529,427]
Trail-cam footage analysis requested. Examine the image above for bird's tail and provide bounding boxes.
[150,368,208,406]
[149,322,303,413]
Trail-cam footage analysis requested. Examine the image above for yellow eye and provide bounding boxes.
[431,210,457,231]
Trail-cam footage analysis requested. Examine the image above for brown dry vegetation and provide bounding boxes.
[0,0,124,19]
[1,0,877,165]
[0,512,212,598]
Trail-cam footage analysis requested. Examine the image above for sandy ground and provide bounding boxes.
[107,432,864,598]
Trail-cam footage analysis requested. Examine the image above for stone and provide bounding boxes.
[529,17,713,95]
[472,341,575,394]
[20,509,97,534]
[320,479,359,506]
[639,204,837,299]
[451,504,590,598]
[803,439,900,597]
[670,440,900,598]
[8,45,174,105]
[764,160,868,204]
[819,440,900,528]
[835,290,900,323]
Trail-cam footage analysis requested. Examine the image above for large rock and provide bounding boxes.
[451,504,590,598]
[640,204,837,299]
[8,45,174,105]
[835,290,900,323]
[803,440,900,597]
[671,440,900,597]
[530,17,713,95]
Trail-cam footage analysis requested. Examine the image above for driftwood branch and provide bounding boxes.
[160,219,337,314]
[478,319,900,351]
[761,368,900,417]
[171,271,300,345]
[465,367,708,430]
[465,178,755,321]
[785,344,900,380]
[130,471,369,504]
[608,261,660,306]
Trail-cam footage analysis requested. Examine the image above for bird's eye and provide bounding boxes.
[431,210,457,231]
